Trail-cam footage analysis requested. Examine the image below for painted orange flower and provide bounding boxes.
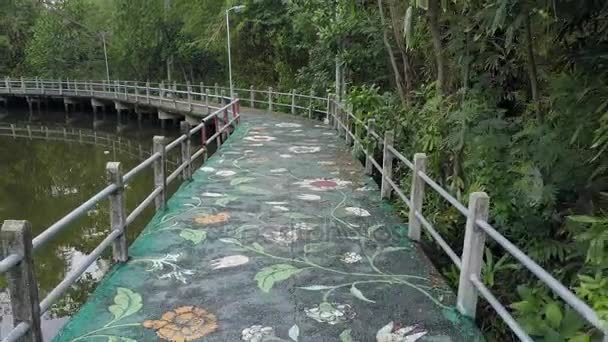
[194,212,230,225]
[143,306,218,341]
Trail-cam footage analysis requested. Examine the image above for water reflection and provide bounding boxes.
[0,106,186,339]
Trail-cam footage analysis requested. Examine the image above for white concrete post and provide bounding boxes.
[114,81,119,98]
[59,78,62,95]
[308,89,314,119]
[35,77,39,90]
[200,82,204,101]
[153,136,167,211]
[20,77,25,90]
[291,89,296,114]
[160,81,165,100]
[180,121,192,181]
[380,130,395,199]
[364,119,375,175]
[268,87,273,112]
[325,94,331,124]
[1,220,43,342]
[457,192,490,318]
[408,153,427,241]
[106,162,128,262]
[215,83,219,98]
[205,89,210,114]
[250,85,254,107]
[146,82,150,104]
[187,81,192,111]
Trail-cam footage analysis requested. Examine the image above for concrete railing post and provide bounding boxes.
[214,114,221,147]
[114,81,119,99]
[35,77,39,90]
[1,220,43,342]
[146,82,150,104]
[180,121,192,181]
[5,77,11,92]
[199,82,204,101]
[268,87,273,112]
[160,81,165,100]
[308,89,314,119]
[221,89,226,106]
[187,81,192,111]
[205,89,210,114]
[20,77,25,90]
[380,130,395,199]
[250,85,254,107]
[408,153,427,241]
[325,94,331,124]
[291,89,296,114]
[344,111,352,145]
[214,83,219,99]
[106,162,128,262]
[153,136,167,211]
[457,192,490,318]
[364,119,375,175]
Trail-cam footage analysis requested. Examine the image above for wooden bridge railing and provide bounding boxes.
[0,97,241,342]
[324,96,608,341]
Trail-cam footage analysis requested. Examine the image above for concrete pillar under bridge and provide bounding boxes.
[26,96,42,122]
[157,109,182,130]
[114,100,133,133]
[0,96,7,120]
[63,97,79,124]
[135,105,155,130]
[91,98,106,129]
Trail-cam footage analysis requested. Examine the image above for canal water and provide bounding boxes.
[0,102,194,340]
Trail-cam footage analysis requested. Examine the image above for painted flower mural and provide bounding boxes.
[341,252,362,264]
[376,322,428,342]
[194,212,230,225]
[143,306,218,341]
[297,194,321,201]
[241,325,276,341]
[263,229,298,244]
[216,170,237,177]
[210,255,250,270]
[304,302,356,325]
[245,135,276,142]
[295,178,351,191]
[275,122,302,128]
[288,146,321,154]
[345,207,371,217]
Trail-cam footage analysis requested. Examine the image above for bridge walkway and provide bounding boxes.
[54,108,480,341]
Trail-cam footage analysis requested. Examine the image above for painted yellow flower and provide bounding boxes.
[194,212,230,225]
[143,306,218,341]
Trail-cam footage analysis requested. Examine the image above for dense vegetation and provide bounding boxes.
[1,0,607,340]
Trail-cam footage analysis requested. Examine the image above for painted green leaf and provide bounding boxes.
[180,229,207,244]
[238,186,273,196]
[285,212,313,219]
[339,329,353,342]
[230,177,255,186]
[219,238,241,245]
[251,242,265,252]
[304,242,335,253]
[350,284,375,303]
[108,288,142,321]
[216,196,238,207]
[254,264,302,293]
[288,324,299,341]
[380,246,408,254]
[367,224,384,237]
[108,336,137,342]
[319,302,334,313]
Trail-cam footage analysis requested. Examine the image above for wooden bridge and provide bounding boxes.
[0,79,606,341]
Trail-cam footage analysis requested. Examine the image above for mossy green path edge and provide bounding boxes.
[54,109,483,342]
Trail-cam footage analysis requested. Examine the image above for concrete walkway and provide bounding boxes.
[54,109,481,341]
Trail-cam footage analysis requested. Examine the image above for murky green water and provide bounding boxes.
[0,106,193,339]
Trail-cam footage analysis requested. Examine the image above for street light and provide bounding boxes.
[226,5,245,98]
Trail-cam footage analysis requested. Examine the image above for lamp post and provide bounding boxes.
[101,32,110,81]
[226,5,245,99]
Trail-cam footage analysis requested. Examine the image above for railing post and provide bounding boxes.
[380,130,395,199]
[160,81,165,100]
[180,121,192,181]
[325,94,330,124]
[58,78,62,95]
[215,83,219,98]
[344,111,352,145]
[291,89,296,114]
[187,81,192,111]
[457,192,490,318]
[364,119,375,175]
[268,87,273,112]
[199,82,204,101]
[146,82,150,104]
[205,89,210,114]
[35,77,39,90]
[1,220,43,342]
[153,136,167,211]
[5,77,11,92]
[250,85,254,107]
[408,153,427,241]
[221,89,226,106]
[21,77,25,90]
[214,115,221,147]
[114,80,119,98]
[106,162,128,262]
[308,89,314,119]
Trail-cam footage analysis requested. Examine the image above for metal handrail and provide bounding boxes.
[0,84,241,341]
[325,96,608,340]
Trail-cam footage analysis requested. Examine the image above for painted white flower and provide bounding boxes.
[242,325,275,341]
[280,154,293,158]
[248,143,264,147]
[341,252,362,264]
[244,150,255,154]
[210,255,250,270]
[201,192,224,197]
[295,222,316,231]
[201,166,215,172]
[304,302,356,325]
[289,146,321,154]
[275,122,302,128]
[323,132,334,136]
[216,170,236,177]
[158,269,195,284]
[270,168,288,173]
[295,178,351,192]
[263,230,298,245]
[376,322,427,342]
[297,194,321,201]
[272,206,290,212]
[356,186,374,192]
[291,129,303,133]
[245,135,276,142]
[317,161,335,166]
[266,201,288,205]
[345,207,371,217]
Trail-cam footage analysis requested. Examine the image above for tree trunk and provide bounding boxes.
[524,13,540,118]
[377,0,408,107]
[388,0,412,103]
[427,0,445,96]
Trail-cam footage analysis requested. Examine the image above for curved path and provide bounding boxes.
[54,108,480,341]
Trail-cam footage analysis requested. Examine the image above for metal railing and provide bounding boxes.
[0,95,241,342]
[325,97,608,341]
